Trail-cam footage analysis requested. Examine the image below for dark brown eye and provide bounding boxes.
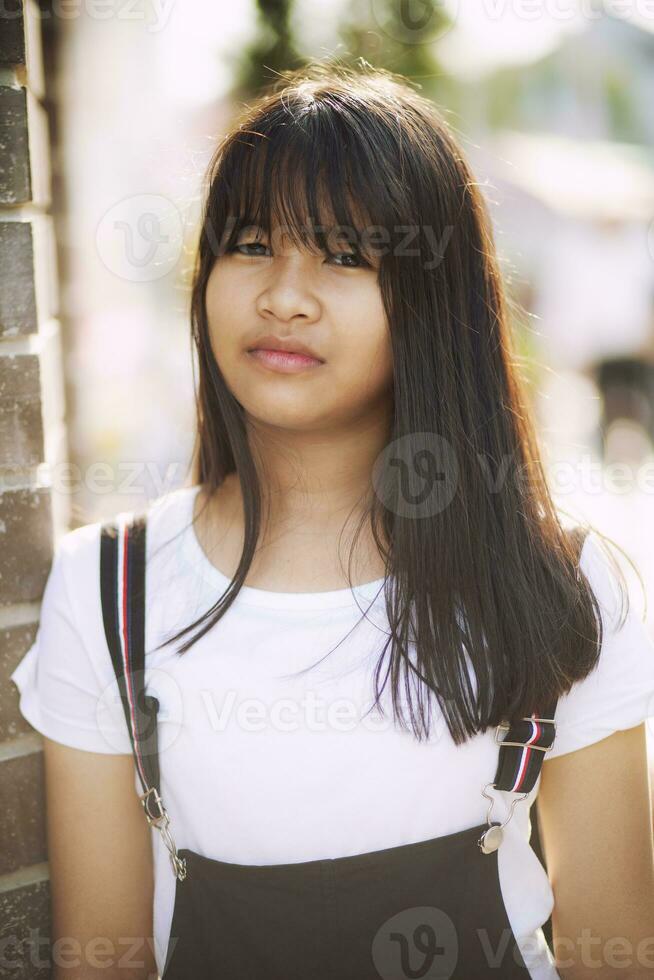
[330,251,365,269]
[232,241,269,256]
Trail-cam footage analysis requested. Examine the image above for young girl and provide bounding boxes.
[11,61,654,980]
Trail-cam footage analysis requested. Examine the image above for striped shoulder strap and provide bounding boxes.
[99,509,187,881]
[479,694,559,855]
[491,524,590,796]
[478,526,589,854]
[491,693,559,795]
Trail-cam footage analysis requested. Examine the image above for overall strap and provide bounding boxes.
[479,526,588,854]
[100,511,187,882]
[479,696,559,855]
[492,694,559,794]
[100,512,159,793]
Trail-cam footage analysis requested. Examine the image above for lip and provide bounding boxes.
[246,349,324,374]
[247,334,324,361]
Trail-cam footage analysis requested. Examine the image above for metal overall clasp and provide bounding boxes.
[478,783,530,854]
[139,786,187,881]
[477,715,555,855]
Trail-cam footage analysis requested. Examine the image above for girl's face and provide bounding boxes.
[205,222,394,431]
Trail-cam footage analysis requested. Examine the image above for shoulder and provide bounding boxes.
[577,528,629,628]
[145,482,198,535]
[54,482,198,576]
[546,527,654,759]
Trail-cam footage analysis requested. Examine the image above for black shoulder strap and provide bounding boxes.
[491,525,590,794]
[99,510,161,796]
[492,695,558,793]
[99,509,187,881]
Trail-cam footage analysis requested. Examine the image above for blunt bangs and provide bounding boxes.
[208,91,408,267]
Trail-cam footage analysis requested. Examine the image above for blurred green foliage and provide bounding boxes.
[232,0,451,100]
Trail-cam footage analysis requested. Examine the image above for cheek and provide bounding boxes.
[205,262,247,353]
[368,339,394,401]
[335,295,393,393]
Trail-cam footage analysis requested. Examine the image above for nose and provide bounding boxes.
[256,254,322,324]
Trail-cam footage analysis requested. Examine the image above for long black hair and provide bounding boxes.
[151,58,632,746]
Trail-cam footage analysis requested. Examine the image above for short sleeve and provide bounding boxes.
[9,525,134,755]
[547,531,654,759]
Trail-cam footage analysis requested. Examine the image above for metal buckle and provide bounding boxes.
[139,787,187,882]
[481,715,557,855]
[478,782,530,854]
[140,786,168,827]
[494,717,556,753]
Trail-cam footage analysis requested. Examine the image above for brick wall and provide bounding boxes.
[1,1,69,976]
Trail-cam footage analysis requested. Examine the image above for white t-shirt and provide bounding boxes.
[11,483,654,980]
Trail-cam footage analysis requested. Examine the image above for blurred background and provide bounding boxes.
[40,0,654,630]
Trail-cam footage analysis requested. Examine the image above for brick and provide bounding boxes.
[0,0,25,67]
[38,319,65,426]
[25,89,51,208]
[0,746,46,876]
[31,214,58,323]
[0,354,44,468]
[0,87,30,205]
[0,488,52,605]
[23,0,45,102]
[0,622,38,743]
[0,4,57,972]
[0,223,37,338]
[0,870,51,978]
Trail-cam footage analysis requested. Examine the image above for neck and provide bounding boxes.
[241,404,393,533]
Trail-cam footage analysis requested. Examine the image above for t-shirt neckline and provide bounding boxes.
[180,483,387,610]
